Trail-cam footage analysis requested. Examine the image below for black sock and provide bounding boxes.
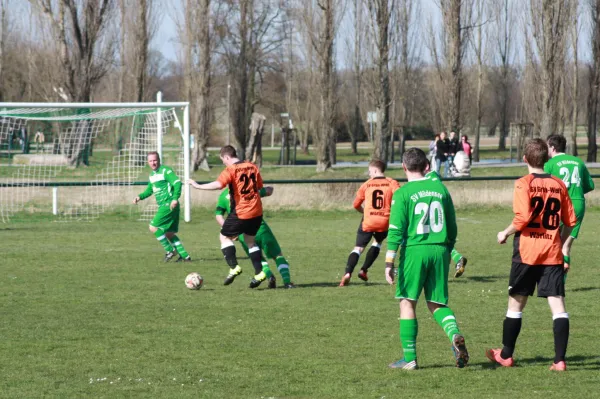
[248,246,263,275]
[361,246,381,271]
[345,252,360,274]
[501,316,522,359]
[221,245,238,269]
[553,317,569,363]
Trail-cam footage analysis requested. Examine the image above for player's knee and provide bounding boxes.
[427,302,445,313]
[149,225,158,233]
[353,246,365,254]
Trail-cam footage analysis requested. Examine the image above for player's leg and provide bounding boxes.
[564,201,585,271]
[243,216,268,288]
[149,208,176,261]
[389,247,424,370]
[358,231,387,281]
[341,222,370,286]
[486,262,537,367]
[451,247,468,278]
[259,226,293,288]
[220,214,245,285]
[242,234,276,288]
[164,206,191,262]
[424,245,469,368]
[539,265,569,371]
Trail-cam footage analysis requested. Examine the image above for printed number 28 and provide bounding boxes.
[415,201,444,234]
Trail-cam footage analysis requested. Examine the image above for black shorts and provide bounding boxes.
[221,214,262,238]
[355,221,388,247]
[508,262,565,298]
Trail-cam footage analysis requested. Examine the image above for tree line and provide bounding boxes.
[1,0,599,170]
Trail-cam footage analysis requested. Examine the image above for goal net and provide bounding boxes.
[0,101,190,223]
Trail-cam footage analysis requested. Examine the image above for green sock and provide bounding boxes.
[451,248,463,264]
[276,256,292,284]
[170,235,189,258]
[399,318,418,362]
[155,231,174,252]
[262,261,273,278]
[433,307,461,342]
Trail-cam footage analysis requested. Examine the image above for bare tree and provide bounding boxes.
[588,0,600,161]
[527,0,572,137]
[192,0,211,171]
[0,0,9,102]
[570,0,579,155]
[442,0,466,133]
[133,0,150,102]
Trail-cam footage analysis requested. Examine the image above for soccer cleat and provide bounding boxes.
[454,256,468,278]
[284,282,296,289]
[223,266,242,285]
[268,275,277,289]
[451,334,470,368]
[176,255,192,263]
[249,271,267,289]
[164,250,177,262]
[485,348,514,367]
[358,270,369,282]
[388,358,418,370]
[339,273,351,287]
[550,361,566,371]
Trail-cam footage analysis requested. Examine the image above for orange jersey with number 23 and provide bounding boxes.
[217,161,263,219]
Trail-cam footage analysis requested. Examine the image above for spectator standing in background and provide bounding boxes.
[435,131,450,178]
[461,135,472,165]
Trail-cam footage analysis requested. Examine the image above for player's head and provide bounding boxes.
[219,145,238,165]
[147,151,160,170]
[546,134,566,157]
[523,138,549,169]
[368,159,386,177]
[402,148,428,174]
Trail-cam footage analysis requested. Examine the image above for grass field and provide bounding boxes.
[2,207,600,398]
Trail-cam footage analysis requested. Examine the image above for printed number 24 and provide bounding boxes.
[415,201,444,234]
[559,167,580,188]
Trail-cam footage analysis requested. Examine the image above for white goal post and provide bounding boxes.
[0,96,191,223]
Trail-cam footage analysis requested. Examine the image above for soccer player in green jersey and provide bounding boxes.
[425,164,468,277]
[545,134,595,269]
[133,152,191,262]
[385,148,469,370]
[215,187,295,288]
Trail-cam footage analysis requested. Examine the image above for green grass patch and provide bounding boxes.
[1,208,600,398]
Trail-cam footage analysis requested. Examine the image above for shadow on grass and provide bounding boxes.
[571,286,600,293]
[292,281,387,288]
[449,275,505,284]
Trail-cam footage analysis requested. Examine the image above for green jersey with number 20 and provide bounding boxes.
[544,153,595,201]
[387,177,457,252]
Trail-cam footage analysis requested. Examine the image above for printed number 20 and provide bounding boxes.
[415,201,444,234]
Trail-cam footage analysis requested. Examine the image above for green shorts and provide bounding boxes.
[240,222,282,259]
[570,200,585,239]
[395,244,450,305]
[150,205,180,233]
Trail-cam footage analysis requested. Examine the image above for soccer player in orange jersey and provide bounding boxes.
[487,138,577,371]
[187,145,268,288]
[339,160,400,286]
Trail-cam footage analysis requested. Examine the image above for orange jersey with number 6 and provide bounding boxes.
[512,173,577,265]
[353,177,400,232]
[217,161,263,219]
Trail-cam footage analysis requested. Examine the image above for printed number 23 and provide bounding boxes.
[415,201,444,234]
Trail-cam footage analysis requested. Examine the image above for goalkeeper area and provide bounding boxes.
[0,101,190,223]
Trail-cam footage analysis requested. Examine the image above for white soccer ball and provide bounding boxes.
[185,272,203,290]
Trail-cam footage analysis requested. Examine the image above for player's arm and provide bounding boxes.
[385,191,407,283]
[498,180,528,244]
[259,186,273,197]
[187,179,224,190]
[581,166,595,194]
[353,184,366,213]
[215,212,226,227]
[134,181,153,204]
[165,168,182,209]
[444,191,457,248]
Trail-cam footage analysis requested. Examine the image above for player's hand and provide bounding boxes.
[133,196,140,205]
[497,231,508,244]
[264,186,274,196]
[170,200,178,210]
[385,264,395,285]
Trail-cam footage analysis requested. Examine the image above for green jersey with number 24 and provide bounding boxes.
[544,153,594,201]
[387,177,457,252]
